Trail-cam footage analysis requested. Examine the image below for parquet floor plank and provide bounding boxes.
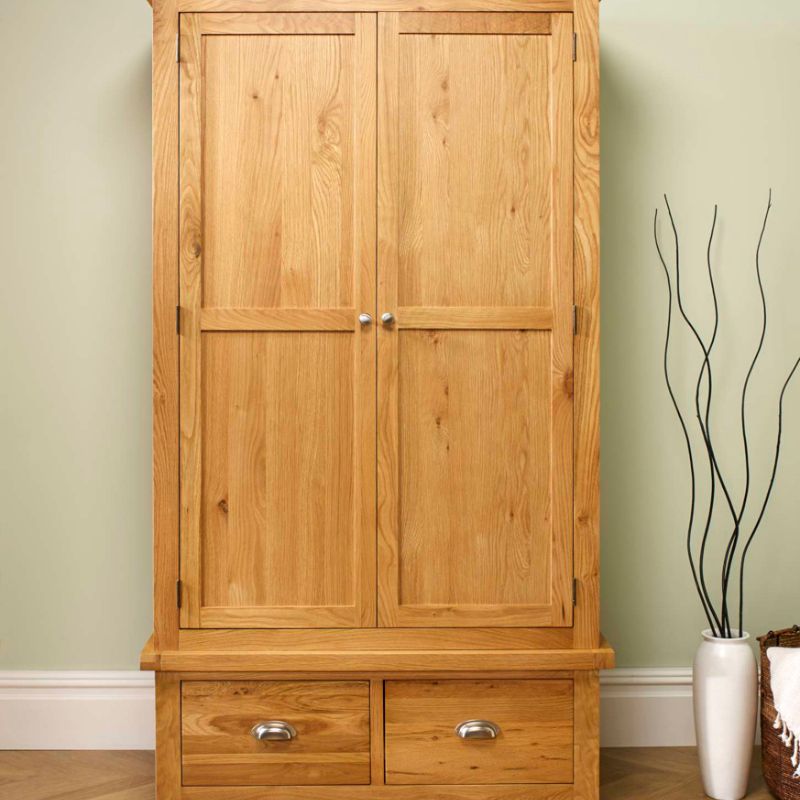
[0,748,771,799]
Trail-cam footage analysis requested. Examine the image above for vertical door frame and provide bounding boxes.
[377,11,576,628]
[152,0,180,651]
[176,11,378,629]
[572,0,601,650]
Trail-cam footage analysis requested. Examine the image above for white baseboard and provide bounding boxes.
[0,671,156,749]
[0,668,701,750]
[601,668,696,747]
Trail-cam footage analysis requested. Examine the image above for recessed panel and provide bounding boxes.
[397,330,552,608]
[203,35,354,309]
[397,34,552,308]
[201,332,355,609]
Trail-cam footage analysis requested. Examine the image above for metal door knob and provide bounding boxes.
[381,312,395,325]
[455,720,501,740]
[358,313,373,326]
[251,721,297,741]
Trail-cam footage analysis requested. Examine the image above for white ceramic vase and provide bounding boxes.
[693,630,758,800]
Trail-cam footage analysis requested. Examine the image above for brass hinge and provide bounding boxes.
[573,578,578,606]
[176,305,181,335]
[573,33,577,62]
[176,579,183,609]
[572,305,578,335]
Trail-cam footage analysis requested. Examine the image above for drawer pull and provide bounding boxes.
[455,720,501,740]
[251,721,297,742]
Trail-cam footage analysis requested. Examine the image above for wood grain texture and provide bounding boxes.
[156,673,181,800]
[178,628,576,651]
[201,31,354,310]
[0,748,775,800]
[385,680,573,785]
[572,0,601,650]
[548,11,576,635]
[151,0,179,651]
[395,31,552,309]
[178,12,377,629]
[197,12,355,34]
[178,0,573,10]
[398,12,551,34]
[183,786,573,800]
[198,332,357,627]
[370,680,385,784]
[200,308,355,331]
[394,330,555,624]
[397,306,553,330]
[378,14,575,628]
[182,681,370,786]
[179,12,203,627]
[0,751,155,800]
[157,647,614,673]
[574,671,599,800]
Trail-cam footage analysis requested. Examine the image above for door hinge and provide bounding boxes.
[573,578,578,606]
[176,579,183,609]
[573,33,577,62]
[176,305,181,335]
[572,305,578,335]
[176,33,180,63]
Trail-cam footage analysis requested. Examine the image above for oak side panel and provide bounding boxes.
[573,671,600,800]
[156,673,182,800]
[573,0,601,649]
[178,13,203,628]
[549,11,576,629]
[152,0,180,649]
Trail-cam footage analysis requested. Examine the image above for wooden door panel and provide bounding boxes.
[201,333,355,623]
[397,31,552,309]
[397,331,551,613]
[180,13,376,628]
[378,12,574,627]
[203,33,354,309]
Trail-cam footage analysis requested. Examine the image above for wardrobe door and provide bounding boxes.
[179,13,377,628]
[377,12,574,627]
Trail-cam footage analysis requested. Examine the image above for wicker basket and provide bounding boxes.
[759,626,800,799]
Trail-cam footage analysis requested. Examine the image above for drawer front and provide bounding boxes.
[385,679,573,785]
[181,681,370,786]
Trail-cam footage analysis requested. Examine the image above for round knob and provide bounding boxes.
[381,312,395,325]
[358,313,373,326]
[251,721,297,741]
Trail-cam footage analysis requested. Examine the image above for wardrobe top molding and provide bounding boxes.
[146,0,576,12]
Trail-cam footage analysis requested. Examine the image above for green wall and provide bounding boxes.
[0,0,798,670]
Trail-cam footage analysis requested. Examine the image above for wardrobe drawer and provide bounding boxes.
[181,681,370,786]
[385,679,574,785]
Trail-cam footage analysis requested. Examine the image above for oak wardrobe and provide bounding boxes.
[141,0,612,797]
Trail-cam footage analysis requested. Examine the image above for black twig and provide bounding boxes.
[696,206,721,634]
[654,209,720,634]
[654,192,795,638]
[721,191,773,635]
[737,357,800,634]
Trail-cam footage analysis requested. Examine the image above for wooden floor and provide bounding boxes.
[0,748,770,800]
